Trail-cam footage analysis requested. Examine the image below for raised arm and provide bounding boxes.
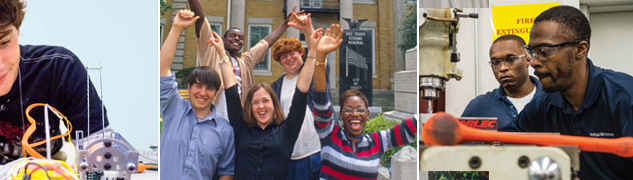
[161,10,200,76]
[314,24,343,91]
[261,5,301,46]
[208,32,235,88]
[287,6,314,45]
[295,28,323,93]
[187,0,206,38]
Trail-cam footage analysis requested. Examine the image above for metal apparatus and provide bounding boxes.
[74,64,139,180]
[420,146,579,180]
[75,131,139,180]
[419,8,478,100]
[419,113,588,180]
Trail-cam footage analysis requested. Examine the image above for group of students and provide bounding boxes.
[159,2,417,180]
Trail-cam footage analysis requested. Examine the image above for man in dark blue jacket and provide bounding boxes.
[502,6,633,179]
[462,34,543,128]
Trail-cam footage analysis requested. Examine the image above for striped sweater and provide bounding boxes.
[311,90,418,180]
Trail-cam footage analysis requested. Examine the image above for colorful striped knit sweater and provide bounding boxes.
[311,90,418,180]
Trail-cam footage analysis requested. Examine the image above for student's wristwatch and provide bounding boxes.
[219,56,230,65]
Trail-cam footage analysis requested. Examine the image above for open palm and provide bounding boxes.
[317,24,343,54]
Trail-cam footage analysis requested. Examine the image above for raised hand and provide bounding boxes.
[173,9,200,29]
[207,31,225,53]
[287,5,311,31]
[307,28,323,52]
[317,24,344,55]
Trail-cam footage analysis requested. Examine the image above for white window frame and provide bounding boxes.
[360,27,376,78]
[249,24,272,75]
[302,0,323,8]
[209,22,223,35]
[160,18,166,47]
[353,0,375,5]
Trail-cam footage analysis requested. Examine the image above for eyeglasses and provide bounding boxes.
[489,54,526,69]
[524,39,587,60]
[342,108,367,115]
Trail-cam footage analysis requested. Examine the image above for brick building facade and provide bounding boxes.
[161,0,415,90]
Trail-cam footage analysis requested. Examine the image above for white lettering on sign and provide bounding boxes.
[354,32,366,36]
[349,36,362,40]
[589,132,615,137]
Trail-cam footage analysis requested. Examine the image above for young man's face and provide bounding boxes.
[489,40,531,90]
[188,80,217,112]
[223,29,244,53]
[528,21,576,93]
[0,25,20,96]
[279,51,304,76]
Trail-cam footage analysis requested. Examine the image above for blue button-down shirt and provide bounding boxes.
[461,76,543,128]
[160,74,235,180]
[502,59,633,180]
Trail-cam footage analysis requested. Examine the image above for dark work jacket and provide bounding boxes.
[0,45,108,161]
[501,59,633,180]
[225,85,307,180]
[461,75,543,128]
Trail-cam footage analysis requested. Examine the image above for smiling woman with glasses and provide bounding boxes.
[524,39,588,60]
[313,87,418,179]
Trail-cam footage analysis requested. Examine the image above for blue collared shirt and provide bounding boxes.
[461,75,543,128]
[160,74,235,180]
[502,59,633,180]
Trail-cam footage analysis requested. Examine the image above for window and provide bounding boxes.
[210,22,222,34]
[249,25,271,71]
[302,0,323,8]
[160,18,165,46]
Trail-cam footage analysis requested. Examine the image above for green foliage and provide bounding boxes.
[175,67,197,88]
[364,114,397,134]
[398,4,417,51]
[363,114,417,168]
[160,0,175,19]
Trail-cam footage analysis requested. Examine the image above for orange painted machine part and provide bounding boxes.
[22,103,73,159]
[422,112,633,158]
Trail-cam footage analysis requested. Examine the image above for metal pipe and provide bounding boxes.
[474,9,479,95]
[227,0,232,31]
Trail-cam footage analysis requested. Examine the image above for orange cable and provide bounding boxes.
[21,103,73,159]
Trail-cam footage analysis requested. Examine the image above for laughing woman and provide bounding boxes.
[310,35,418,180]
[210,23,342,179]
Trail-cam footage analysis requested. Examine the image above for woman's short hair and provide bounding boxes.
[271,37,304,62]
[242,83,285,127]
[339,89,369,108]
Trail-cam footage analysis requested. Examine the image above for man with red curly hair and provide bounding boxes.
[269,16,332,179]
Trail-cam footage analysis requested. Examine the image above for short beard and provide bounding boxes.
[541,52,575,93]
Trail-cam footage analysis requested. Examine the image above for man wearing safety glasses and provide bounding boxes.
[501,6,633,180]
[462,34,543,128]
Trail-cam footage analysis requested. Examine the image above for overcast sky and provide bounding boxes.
[19,0,158,150]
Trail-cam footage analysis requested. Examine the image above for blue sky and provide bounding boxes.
[19,0,159,150]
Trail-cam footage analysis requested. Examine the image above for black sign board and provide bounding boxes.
[339,29,373,106]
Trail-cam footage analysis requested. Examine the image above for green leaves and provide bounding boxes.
[160,0,175,19]
[363,114,416,167]
[398,4,417,51]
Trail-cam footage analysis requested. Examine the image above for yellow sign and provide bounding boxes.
[491,2,559,43]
